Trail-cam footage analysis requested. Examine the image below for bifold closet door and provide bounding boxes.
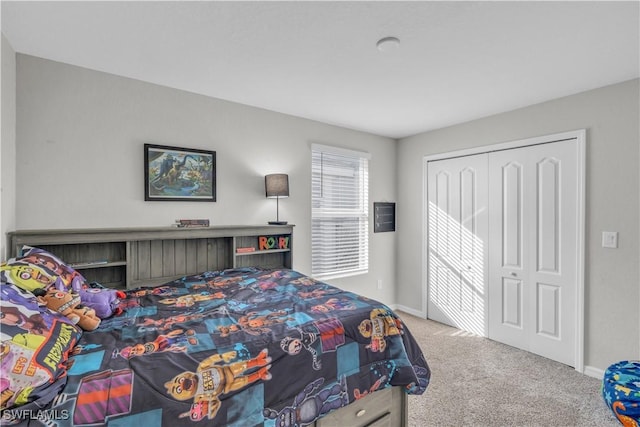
[427,154,488,336]
[487,140,578,366]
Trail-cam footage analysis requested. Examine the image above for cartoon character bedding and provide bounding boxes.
[1,248,430,426]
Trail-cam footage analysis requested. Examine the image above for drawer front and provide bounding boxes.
[316,387,393,427]
[367,412,392,427]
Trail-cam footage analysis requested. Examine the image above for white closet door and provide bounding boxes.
[427,154,488,336]
[488,140,578,366]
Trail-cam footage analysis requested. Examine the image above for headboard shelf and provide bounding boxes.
[8,225,293,290]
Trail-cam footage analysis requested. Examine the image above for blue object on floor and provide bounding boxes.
[602,360,640,426]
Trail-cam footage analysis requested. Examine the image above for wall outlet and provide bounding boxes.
[377,279,383,290]
[602,231,618,249]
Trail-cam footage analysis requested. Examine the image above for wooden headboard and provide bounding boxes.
[8,225,293,290]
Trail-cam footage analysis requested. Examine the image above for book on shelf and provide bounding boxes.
[69,260,109,268]
[175,219,210,228]
[236,247,256,253]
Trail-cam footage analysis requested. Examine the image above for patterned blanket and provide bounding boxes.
[6,267,430,426]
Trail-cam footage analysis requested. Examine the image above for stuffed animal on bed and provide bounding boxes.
[33,288,101,331]
[75,286,125,319]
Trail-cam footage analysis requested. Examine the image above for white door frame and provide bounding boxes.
[422,129,586,373]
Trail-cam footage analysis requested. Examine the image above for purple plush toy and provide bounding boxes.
[76,287,125,319]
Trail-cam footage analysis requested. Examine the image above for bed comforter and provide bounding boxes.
[7,267,430,426]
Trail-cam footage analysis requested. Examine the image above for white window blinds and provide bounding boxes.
[311,144,370,279]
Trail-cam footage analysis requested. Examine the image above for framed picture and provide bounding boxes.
[144,144,216,202]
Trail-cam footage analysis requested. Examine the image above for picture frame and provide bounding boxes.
[144,143,216,202]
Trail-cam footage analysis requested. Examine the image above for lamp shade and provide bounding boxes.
[265,174,289,198]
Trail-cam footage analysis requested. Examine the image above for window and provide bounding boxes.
[311,144,370,279]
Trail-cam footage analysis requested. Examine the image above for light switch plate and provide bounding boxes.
[602,231,618,248]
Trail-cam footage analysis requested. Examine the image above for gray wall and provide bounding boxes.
[397,79,640,372]
[12,54,398,305]
[1,34,16,260]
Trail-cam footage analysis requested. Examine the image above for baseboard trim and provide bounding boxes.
[583,365,604,379]
[394,304,425,318]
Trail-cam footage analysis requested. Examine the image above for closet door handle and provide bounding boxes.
[511,272,517,277]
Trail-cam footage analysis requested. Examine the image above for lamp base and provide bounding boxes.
[268,221,288,225]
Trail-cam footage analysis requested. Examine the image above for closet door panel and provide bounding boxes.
[537,158,560,274]
[501,277,523,328]
[501,162,523,270]
[427,154,488,336]
[528,141,577,366]
[488,153,530,348]
[489,140,577,366]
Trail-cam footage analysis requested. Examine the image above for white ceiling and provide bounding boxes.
[2,1,639,139]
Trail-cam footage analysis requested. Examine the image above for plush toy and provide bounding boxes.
[77,286,125,319]
[33,288,101,331]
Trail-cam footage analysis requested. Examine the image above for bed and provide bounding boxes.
[1,229,430,427]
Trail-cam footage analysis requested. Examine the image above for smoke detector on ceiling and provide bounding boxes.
[376,36,400,52]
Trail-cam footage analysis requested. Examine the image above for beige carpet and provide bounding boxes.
[398,312,619,427]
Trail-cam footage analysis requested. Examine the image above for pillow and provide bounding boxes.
[1,281,82,410]
[15,246,89,292]
[0,262,62,293]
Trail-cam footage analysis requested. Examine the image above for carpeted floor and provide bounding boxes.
[398,311,619,427]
